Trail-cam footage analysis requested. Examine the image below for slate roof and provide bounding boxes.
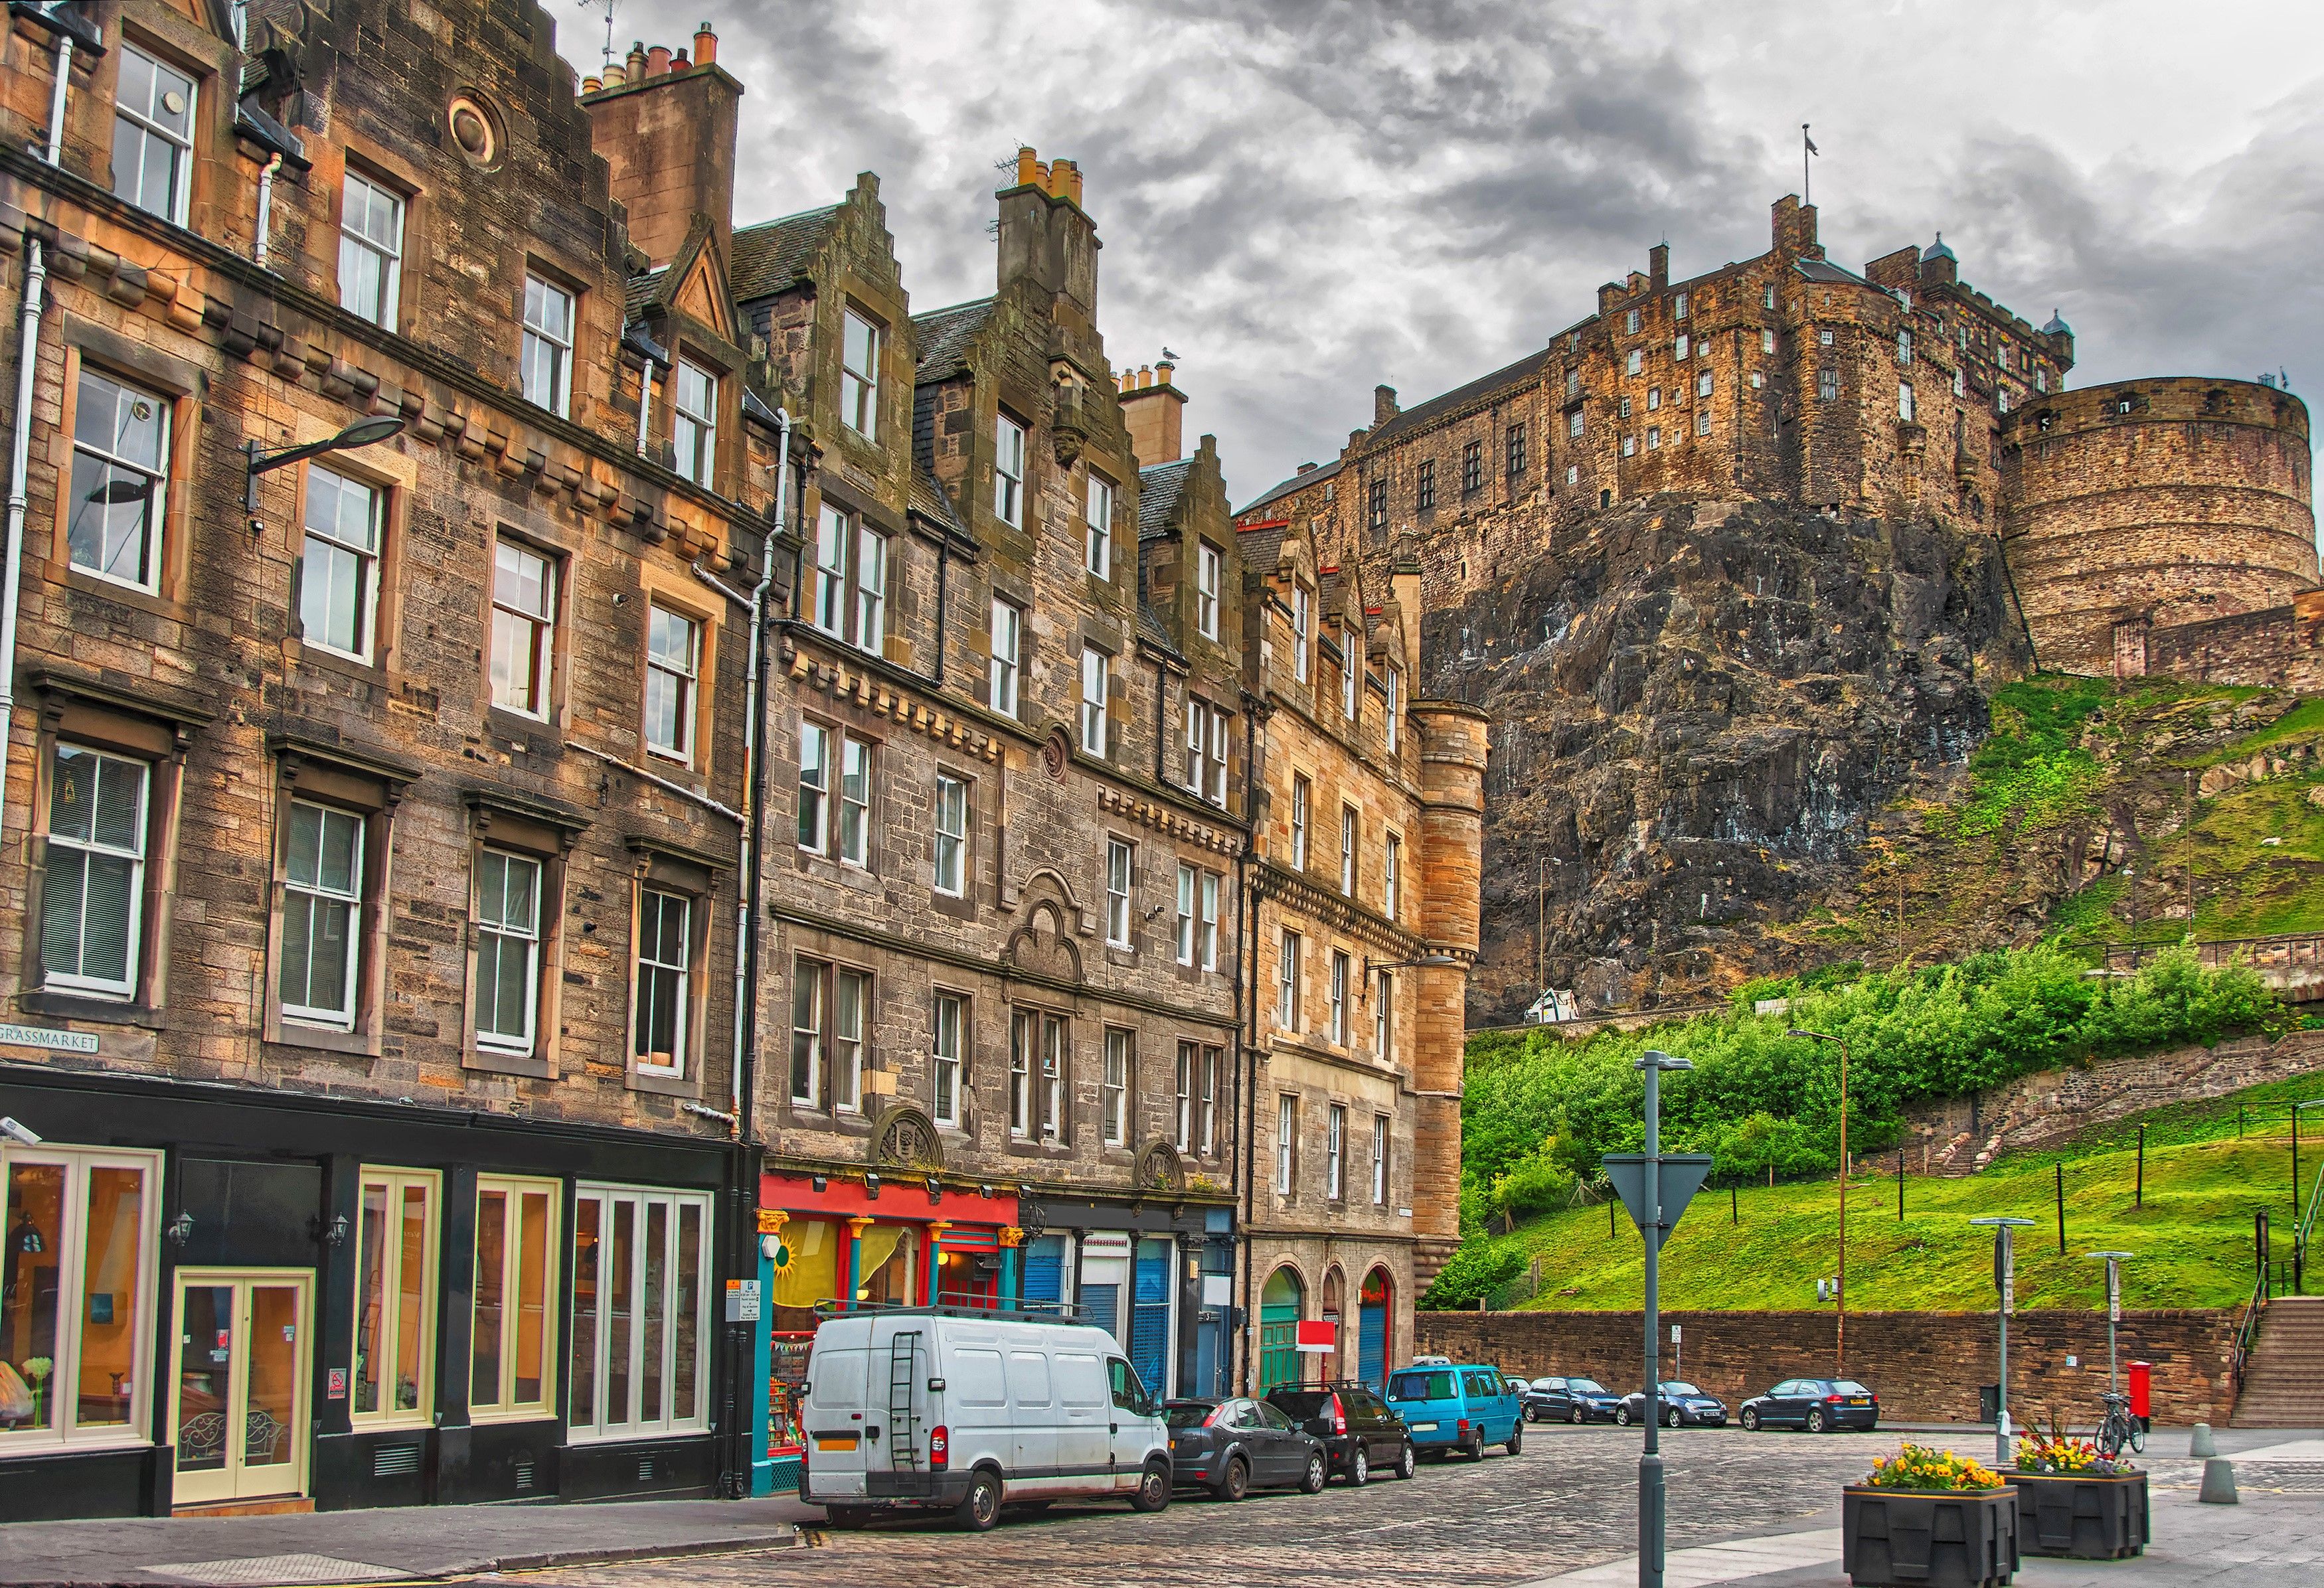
[730,204,842,301]
[1368,345,1556,448]
[1137,601,1183,662]
[1795,256,1872,287]
[913,297,999,380]
[1234,521,1288,574]
[625,266,668,318]
[1239,455,1342,517]
[909,463,973,546]
[1137,457,1195,540]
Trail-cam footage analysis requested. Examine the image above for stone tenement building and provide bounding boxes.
[1235,197,2316,684]
[0,1,1482,1522]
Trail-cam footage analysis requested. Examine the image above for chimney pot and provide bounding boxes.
[647,44,672,75]
[1156,358,1175,386]
[694,21,718,64]
[626,40,647,77]
[672,50,689,69]
[1016,146,1040,189]
[583,74,603,93]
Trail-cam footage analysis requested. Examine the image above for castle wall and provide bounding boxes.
[2003,379,2317,675]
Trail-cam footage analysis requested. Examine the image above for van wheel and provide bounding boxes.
[1214,1455,1250,1502]
[1395,1441,1416,1480]
[1505,1421,1523,1457]
[1465,1432,1486,1461]
[1348,1446,1370,1486]
[956,1470,1003,1532]
[1300,1452,1328,1494]
[1130,1460,1171,1513]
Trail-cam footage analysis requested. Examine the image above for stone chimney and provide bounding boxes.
[1374,384,1400,426]
[1120,357,1185,467]
[1772,194,1821,262]
[581,27,743,268]
[998,145,1099,325]
[1649,242,1670,287]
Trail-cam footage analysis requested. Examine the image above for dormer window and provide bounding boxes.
[1291,583,1311,684]
[1341,621,1360,719]
[841,309,881,439]
[673,359,718,486]
[1383,667,1401,755]
[1086,473,1115,578]
[1197,541,1222,639]
[995,415,1027,527]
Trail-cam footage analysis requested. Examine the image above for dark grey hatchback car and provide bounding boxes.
[1165,1397,1329,1499]
[1265,1384,1417,1484]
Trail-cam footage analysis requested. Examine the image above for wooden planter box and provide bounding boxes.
[2012,1470,2148,1559]
[1842,1484,2020,1588]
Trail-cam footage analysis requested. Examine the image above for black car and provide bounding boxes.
[1616,1381,1728,1428]
[1266,1383,1416,1485]
[1165,1397,1330,1498]
[1523,1375,1622,1423]
[1740,1378,1880,1433]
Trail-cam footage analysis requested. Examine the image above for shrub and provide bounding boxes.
[1419,1241,1522,1311]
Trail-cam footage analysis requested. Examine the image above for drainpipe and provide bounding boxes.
[1236,701,1261,1393]
[1,232,46,839]
[635,362,655,455]
[729,404,788,1132]
[253,151,284,269]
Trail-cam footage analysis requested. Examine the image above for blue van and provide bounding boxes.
[1384,1360,1524,1459]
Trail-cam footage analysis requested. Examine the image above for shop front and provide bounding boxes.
[748,1167,1020,1496]
[1008,1193,1235,1406]
[0,1065,738,1521]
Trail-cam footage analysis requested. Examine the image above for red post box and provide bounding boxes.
[2127,1360,2152,1426]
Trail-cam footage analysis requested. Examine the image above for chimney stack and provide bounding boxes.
[582,31,744,268]
[1649,242,1670,287]
[1374,384,1399,426]
[997,145,1100,325]
[1121,357,1187,468]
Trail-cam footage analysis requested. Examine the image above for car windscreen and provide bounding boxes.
[1835,1381,1873,1396]
[1663,1383,1701,1397]
[1390,1370,1453,1401]
[1269,1391,1331,1417]
[1164,1402,1217,1428]
[1568,1379,1604,1394]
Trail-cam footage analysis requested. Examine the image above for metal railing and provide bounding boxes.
[2299,1154,2324,1291]
[2103,933,2324,977]
[2232,1274,2270,1398]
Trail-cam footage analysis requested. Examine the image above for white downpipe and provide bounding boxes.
[42,34,73,166]
[635,362,654,453]
[254,152,284,268]
[2,238,49,843]
[728,404,790,1131]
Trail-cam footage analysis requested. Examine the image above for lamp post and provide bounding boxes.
[2087,1250,2132,1392]
[1631,1047,1695,1588]
[1971,1216,2037,1466]
[1789,1028,1851,1376]
[244,415,408,513]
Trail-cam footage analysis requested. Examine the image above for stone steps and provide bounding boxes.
[2232,1298,2324,1426]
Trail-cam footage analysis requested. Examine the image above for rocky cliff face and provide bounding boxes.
[1414,496,2030,1024]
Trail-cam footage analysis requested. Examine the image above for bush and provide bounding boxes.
[1420,1241,1523,1311]
[1489,1139,1578,1222]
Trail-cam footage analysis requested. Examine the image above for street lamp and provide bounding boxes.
[1971,1216,2038,1466]
[2087,1250,2132,1393]
[243,414,408,512]
[1789,1028,1851,1376]
[1359,950,1461,1003]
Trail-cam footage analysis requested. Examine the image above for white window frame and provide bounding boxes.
[1105,838,1135,949]
[1291,584,1311,683]
[1086,473,1114,578]
[995,415,1027,526]
[1276,1095,1297,1195]
[1080,647,1110,757]
[1102,1028,1131,1145]
[1899,381,1918,423]
[68,367,171,594]
[112,44,196,224]
[1197,542,1222,637]
[0,1145,161,1451]
[568,1184,713,1441]
[41,745,149,998]
[643,604,701,764]
[489,538,556,720]
[1290,775,1309,869]
[280,798,366,1030]
[1175,1042,1195,1150]
[838,736,873,868]
[1339,805,1357,896]
[1201,1048,1218,1152]
[1384,667,1402,755]
[1327,1103,1346,1200]
[989,599,1022,717]
[1372,1115,1389,1206]
[790,958,825,1107]
[1329,949,1349,1044]
[1199,872,1220,972]
[1009,1010,1033,1139]
[299,465,383,663]
[932,992,966,1128]
[1276,929,1301,1029]
[933,774,969,898]
[855,523,887,653]
[1625,348,1643,376]
[1185,698,1227,807]
[522,274,575,418]
[833,967,869,1113]
[1341,621,1361,718]
[796,720,832,855]
[631,887,691,1076]
[841,309,881,439]
[1175,864,1197,966]
[1384,831,1402,920]
[673,358,718,487]
[812,505,849,637]
[1374,969,1394,1063]
[338,170,405,328]
[1568,410,1584,439]
[473,847,544,1056]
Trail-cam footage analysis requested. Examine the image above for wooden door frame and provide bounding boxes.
[167,1268,315,1504]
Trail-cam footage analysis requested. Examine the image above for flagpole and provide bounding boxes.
[1803,124,1811,206]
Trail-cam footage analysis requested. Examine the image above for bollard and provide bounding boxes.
[2198,1457,2239,1505]
[2190,1423,2218,1459]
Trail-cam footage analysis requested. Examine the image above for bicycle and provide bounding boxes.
[2094,1390,2146,1459]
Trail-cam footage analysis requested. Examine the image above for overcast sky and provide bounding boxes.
[578,0,2324,505]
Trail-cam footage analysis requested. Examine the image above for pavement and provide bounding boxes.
[0,1424,2311,1587]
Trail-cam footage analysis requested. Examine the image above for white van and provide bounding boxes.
[799,1307,1173,1531]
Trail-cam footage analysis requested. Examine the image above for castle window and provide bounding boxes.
[1568,331,1582,351]
[1897,331,1913,365]
[1647,426,1661,449]
[1695,407,1711,437]
[1675,292,1689,320]
[1818,368,1839,402]
[1568,410,1584,439]
[1625,309,1641,334]
[1959,325,1971,349]
[1416,458,1435,511]
[1674,334,1689,360]
[1697,372,1713,398]
[1622,434,1635,457]
[1507,422,1526,476]
[1461,440,1482,493]
[1619,396,1633,420]
[1898,382,1916,422]
[995,414,1027,527]
[2034,367,2049,394]
[1564,368,1581,399]
[1819,327,1835,347]
[1762,328,1776,354]
[1566,465,1579,486]
[1763,284,1776,309]
[1647,387,1661,412]
[1997,388,2011,415]
[1750,372,1764,389]
[1625,349,1643,376]
[1368,477,1387,532]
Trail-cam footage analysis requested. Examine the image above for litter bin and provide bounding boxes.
[2127,1360,2152,1431]
[1978,1382,2000,1424]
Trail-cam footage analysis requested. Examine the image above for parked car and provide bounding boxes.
[1165,1397,1329,1498]
[1384,1362,1525,1459]
[1523,1375,1621,1423]
[801,1307,1171,1531]
[1739,1378,1880,1433]
[1266,1382,1416,1484]
[1616,1381,1729,1427]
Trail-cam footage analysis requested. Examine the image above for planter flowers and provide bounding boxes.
[2009,1424,2149,1559]
[1843,1443,2019,1588]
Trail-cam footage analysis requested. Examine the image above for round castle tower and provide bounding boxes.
[2000,378,2315,675]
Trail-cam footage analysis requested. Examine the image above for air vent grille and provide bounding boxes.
[373,1443,422,1478]
[513,1458,535,1492]
[637,1457,657,1482]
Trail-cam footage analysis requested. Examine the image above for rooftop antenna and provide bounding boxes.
[577,0,618,74]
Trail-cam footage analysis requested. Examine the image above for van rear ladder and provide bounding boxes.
[886,1330,922,1470]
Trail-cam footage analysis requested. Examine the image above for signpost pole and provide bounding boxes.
[1641,1056,1665,1588]
[2089,1251,2131,1395]
[1973,1216,2036,1467]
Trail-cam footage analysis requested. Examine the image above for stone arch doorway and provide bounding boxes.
[1320,1267,1347,1381]
[1258,1265,1305,1391]
[1358,1267,1394,1391]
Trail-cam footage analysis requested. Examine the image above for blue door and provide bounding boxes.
[1359,1303,1386,1390]
[1129,1238,1172,1399]
[1021,1233,1066,1311]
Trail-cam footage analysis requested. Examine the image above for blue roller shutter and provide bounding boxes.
[1129,1239,1172,1399]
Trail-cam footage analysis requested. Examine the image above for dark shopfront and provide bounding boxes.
[0,1065,743,1522]
[1015,1189,1236,1405]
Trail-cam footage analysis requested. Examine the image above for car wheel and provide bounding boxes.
[1131,1459,1171,1513]
[1807,1407,1829,1435]
[1396,1441,1416,1480]
[1740,1407,1761,1432]
[1666,1407,1683,1429]
[956,1470,1003,1533]
[1505,1420,1523,1457]
[1569,1405,1584,1425]
[1349,1445,1370,1486]
[823,1506,871,1530]
[1615,1405,1633,1427]
[1214,1455,1250,1502]
[1301,1452,1328,1494]
[1523,1405,1538,1423]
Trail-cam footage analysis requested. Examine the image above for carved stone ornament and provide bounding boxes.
[872,1105,945,1172]
[1134,1141,1187,1196]
[1042,726,1071,781]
